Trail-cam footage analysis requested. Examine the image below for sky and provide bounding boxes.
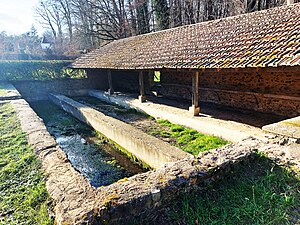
[0,0,42,35]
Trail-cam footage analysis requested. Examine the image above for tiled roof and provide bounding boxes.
[72,3,300,70]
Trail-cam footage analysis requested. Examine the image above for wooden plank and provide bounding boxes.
[107,69,114,95]
[139,71,146,102]
[189,71,200,116]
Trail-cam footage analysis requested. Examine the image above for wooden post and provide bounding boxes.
[107,69,114,95]
[138,71,146,102]
[189,71,200,116]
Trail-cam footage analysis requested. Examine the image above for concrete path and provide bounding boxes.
[89,90,271,143]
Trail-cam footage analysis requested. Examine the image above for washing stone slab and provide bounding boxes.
[262,116,300,139]
[0,82,22,100]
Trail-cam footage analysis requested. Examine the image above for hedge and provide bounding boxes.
[0,61,86,81]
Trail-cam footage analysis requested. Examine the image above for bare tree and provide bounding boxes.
[34,0,289,54]
[56,0,74,42]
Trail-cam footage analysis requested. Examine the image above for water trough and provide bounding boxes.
[30,101,145,188]
[49,93,191,169]
[8,83,289,225]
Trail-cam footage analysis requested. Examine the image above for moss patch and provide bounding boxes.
[0,103,52,224]
[282,121,300,128]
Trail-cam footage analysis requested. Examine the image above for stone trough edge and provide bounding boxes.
[10,99,97,224]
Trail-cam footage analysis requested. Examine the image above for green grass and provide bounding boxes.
[149,120,228,155]
[171,154,300,224]
[0,103,52,225]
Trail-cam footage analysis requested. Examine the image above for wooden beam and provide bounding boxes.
[138,71,146,102]
[107,69,114,95]
[189,71,200,116]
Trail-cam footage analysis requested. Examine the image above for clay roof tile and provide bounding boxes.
[73,3,300,70]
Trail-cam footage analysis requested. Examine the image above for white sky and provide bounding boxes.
[0,0,42,35]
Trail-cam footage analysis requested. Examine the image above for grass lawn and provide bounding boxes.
[171,153,300,224]
[149,120,228,155]
[0,103,52,225]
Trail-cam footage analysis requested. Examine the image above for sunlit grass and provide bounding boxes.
[0,103,52,225]
[149,119,228,155]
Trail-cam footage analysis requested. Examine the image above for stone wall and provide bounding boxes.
[11,99,96,225]
[12,77,107,101]
[159,66,300,117]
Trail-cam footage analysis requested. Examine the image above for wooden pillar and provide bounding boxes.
[189,71,200,116]
[138,71,146,102]
[107,69,114,95]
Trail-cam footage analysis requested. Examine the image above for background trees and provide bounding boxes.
[0,0,290,59]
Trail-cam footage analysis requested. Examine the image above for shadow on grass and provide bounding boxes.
[168,154,300,225]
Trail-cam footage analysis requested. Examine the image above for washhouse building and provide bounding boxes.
[72,3,300,117]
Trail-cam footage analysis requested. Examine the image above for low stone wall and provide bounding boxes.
[12,77,107,101]
[11,99,96,225]
[49,93,191,169]
[87,140,258,224]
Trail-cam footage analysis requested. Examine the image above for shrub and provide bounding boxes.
[0,60,86,81]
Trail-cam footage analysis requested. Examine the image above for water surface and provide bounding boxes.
[30,101,145,187]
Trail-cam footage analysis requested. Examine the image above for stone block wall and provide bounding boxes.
[13,77,107,101]
[159,66,300,117]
